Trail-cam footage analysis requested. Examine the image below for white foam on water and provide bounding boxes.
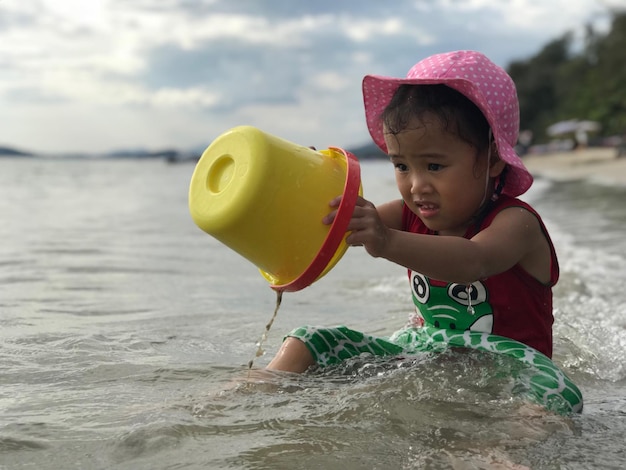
[524,179,626,382]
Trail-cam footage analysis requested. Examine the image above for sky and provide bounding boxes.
[0,0,623,155]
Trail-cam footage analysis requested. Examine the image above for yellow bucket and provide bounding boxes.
[188,126,362,292]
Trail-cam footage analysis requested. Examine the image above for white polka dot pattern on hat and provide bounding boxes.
[362,50,533,197]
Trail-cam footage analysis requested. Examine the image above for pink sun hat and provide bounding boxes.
[362,50,533,197]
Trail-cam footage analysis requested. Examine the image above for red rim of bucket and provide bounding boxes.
[271,148,361,292]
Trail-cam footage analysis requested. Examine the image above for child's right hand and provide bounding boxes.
[323,196,390,258]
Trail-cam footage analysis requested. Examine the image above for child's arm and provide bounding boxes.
[328,196,551,285]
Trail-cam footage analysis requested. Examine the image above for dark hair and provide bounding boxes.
[380,84,491,157]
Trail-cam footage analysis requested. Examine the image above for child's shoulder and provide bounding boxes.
[488,195,540,221]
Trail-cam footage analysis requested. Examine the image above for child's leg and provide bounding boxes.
[266,337,315,373]
[267,325,405,373]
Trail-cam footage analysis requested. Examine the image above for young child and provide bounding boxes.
[266,50,559,374]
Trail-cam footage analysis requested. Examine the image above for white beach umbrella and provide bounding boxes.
[547,119,601,137]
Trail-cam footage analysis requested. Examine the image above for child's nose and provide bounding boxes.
[410,172,431,194]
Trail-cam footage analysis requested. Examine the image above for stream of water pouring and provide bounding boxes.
[247,290,283,372]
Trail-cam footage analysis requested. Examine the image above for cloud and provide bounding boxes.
[0,0,617,153]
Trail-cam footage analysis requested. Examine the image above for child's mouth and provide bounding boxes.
[416,201,439,218]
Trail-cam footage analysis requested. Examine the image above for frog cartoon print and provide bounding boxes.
[410,271,493,332]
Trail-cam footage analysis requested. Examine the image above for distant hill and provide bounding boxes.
[104,148,181,159]
[0,141,386,161]
[0,146,33,156]
[347,142,387,160]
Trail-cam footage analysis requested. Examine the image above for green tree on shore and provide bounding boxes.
[508,11,626,143]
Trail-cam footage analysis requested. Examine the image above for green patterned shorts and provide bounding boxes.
[286,325,583,415]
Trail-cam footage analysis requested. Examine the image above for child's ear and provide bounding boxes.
[489,158,506,177]
[488,142,506,177]
[489,149,506,177]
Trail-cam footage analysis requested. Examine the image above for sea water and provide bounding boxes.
[1,157,625,469]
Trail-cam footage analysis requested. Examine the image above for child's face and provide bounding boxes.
[384,114,499,236]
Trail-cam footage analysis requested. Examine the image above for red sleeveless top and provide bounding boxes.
[402,195,558,357]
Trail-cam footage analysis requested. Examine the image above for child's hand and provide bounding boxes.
[323,196,389,258]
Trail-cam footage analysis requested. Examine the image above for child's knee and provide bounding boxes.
[266,337,315,373]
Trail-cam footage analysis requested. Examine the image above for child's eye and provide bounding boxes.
[427,163,443,171]
[394,162,408,172]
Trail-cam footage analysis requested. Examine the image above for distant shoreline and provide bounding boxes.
[4,144,626,188]
[522,147,626,187]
